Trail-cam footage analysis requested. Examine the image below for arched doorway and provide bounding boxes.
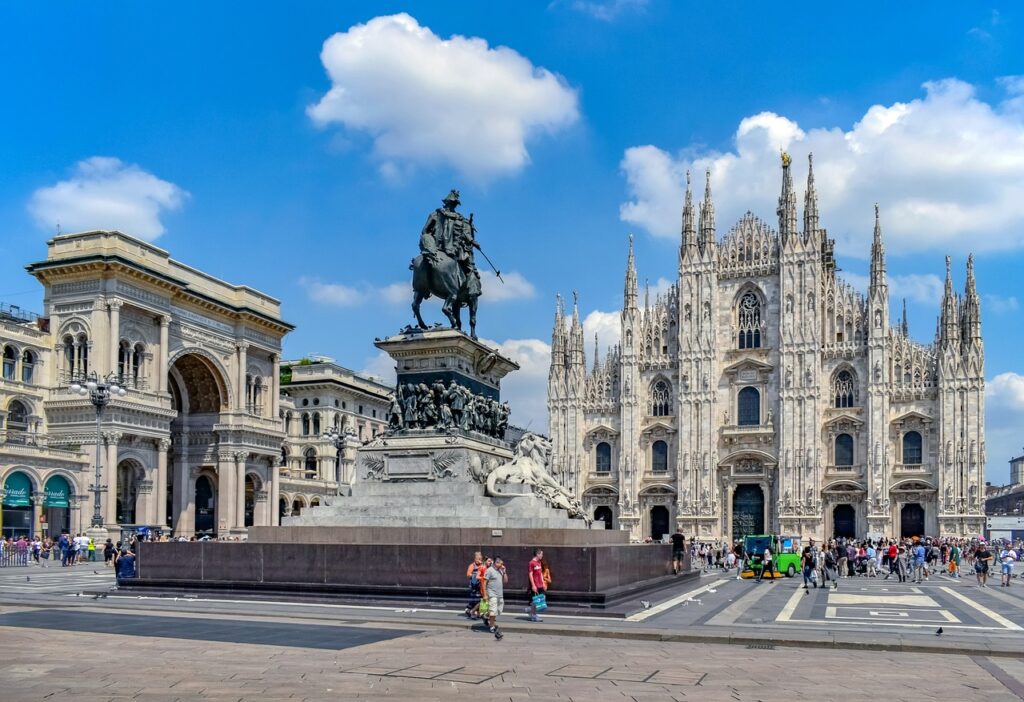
[169,352,227,537]
[732,484,765,539]
[594,506,613,529]
[650,506,670,541]
[2,471,34,538]
[279,497,289,522]
[244,475,257,528]
[900,503,925,538]
[116,461,141,525]
[43,475,72,536]
[194,475,216,535]
[291,499,303,516]
[833,504,856,538]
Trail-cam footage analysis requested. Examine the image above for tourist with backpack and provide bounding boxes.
[463,551,485,619]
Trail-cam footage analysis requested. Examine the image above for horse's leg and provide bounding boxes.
[442,295,458,329]
[468,297,478,339]
[452,300,463,331]
[413,291,428,329]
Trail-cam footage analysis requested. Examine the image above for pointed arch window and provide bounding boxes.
[737,291,762,349]
[650,379,671,416]
[903,431,923,465]
[833,369,857,408]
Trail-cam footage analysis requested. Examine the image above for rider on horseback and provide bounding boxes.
[419,189,482,297]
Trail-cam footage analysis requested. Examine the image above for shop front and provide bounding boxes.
[2,471,34,539]
[43,475,72,537]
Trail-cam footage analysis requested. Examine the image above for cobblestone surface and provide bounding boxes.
[1,620,1022,701]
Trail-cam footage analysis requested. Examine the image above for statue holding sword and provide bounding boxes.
[411,189,502,339]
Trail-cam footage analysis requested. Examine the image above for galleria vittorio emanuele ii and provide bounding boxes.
[549,155,986,543]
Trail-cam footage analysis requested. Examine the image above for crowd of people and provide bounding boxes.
[1,532,144,579]
[461,547,551,641]
[686,535,1021,589]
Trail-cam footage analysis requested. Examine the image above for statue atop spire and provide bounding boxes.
[681,170,695,251]
[624,234,638,309]
[870,203,886,289]
[698,169,715,250]
[778,150,797,242]
[804,152,819,237]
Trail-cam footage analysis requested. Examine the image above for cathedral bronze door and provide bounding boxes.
[832,504,856,538]
[594,506,613,530]
[650,506,670,541]
[732,484,764,539]
[900,503,925,538]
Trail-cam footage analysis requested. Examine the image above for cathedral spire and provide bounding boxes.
[777,151,798,244]
[803,152,819,239]
[644,278,650,311]
[570,289,584,369]
[870,203,887,289]
[940,255,960,348]
[624,234,638,310]
[592,333,600,373]
[698,169,715,251]
[901,298,909,337]
[681,170,696,253]
[551,293,566,358]
[962,254,982,346]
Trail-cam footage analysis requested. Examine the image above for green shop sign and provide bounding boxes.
[44,476,70,508]
[2,472,32,507]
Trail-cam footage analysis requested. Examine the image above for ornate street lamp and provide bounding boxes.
[69,372,127,529]
[321,425,355,493]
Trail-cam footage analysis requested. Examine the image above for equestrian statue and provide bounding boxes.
[410,189,501,339]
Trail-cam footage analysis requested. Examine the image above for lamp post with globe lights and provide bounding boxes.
[321,423,356,494]
[69,373,127,531]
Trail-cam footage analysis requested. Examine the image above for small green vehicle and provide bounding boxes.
[741,534,803,578]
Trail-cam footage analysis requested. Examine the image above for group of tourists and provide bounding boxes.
[462,547,551,640]
[1,533,98,566]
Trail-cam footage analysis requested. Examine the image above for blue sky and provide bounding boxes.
[1,2,1022,482]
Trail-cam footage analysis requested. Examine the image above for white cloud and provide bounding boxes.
[308,13,579,180]
[28,157,187,241]
[380,282,410,305]
[481,271,536,301]
[298,276,362,306]
[986,372,1024,484]
[820,271,942,305]
[620,79,1024,256]
[483,337,551,432]
[984,294,1019,314]
[567,0,648,21]
[582,309,621,360]
[359,351,396,385]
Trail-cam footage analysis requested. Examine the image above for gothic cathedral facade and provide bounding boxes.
[548,155,986,543]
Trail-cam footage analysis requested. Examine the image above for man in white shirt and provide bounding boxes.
[1000,546,1017,587]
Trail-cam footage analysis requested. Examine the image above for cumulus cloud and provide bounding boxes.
[481,337,551,432]
[582,309,621,359]
[359,351,397,385]
[620,79,1024,256]
[984,294,1019,314]
[565,0,648,21]
[28,157,187,241]
[481,271,536,301]
[986,372,1024,483]
[308,14,579,180]
[298,276,362,306]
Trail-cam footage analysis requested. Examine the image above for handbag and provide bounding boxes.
[810,569,818,584]
[532,593,548,611]
[478,599,489,615]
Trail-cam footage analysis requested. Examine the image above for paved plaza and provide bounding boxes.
[1,565,1024,699]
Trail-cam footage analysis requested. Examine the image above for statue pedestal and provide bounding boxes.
[377,327,518,401]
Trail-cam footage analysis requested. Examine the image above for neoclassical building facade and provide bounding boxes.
[549,155,986,543]
[2,230,291,539]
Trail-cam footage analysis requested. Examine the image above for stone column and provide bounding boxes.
[271,458,282,526]
[236,342,249,412]
[156,438,171,529]
[234,451,248,530]
[172,443,190,536]
[271,353,281,420]
[31,492,44,540]
[108,300,123,377]
[158,316,170,393]
[103,432,122,525]
[217,452,235,534]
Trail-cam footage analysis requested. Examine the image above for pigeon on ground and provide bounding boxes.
[93,570,99,575]
[640,600,651,609]
[26,576,29,582]
[935,627,943,636]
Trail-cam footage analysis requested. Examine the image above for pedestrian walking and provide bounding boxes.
[463,551,485,619]
[756,546,776,583]
[912,541,927,583]
[670,529,685,575]
[484,556,507,640]
[974,543,993,587]
[526,548,546,622]
[822,547,839,589]
[949,542,961,578]
[865,543,877,577]
[801,544,816,590]
[87,538,96,562]
[999,544,1016,587]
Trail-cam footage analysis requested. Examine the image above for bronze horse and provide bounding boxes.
[410,253,480,339]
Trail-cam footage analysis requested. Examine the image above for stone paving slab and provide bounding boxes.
[1,620,1022,701]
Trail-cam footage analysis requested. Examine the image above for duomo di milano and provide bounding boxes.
[549,154,986,543]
